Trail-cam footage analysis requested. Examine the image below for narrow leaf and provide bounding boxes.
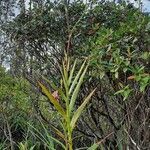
[38,82,66,118]
[63,61,68,85]
[50,124,66,141]
[87,143,99,150]
[70,88,96,129]
[68,59,77,86]
[69,65,88,113]
[41,76,67,103]
[29,123,66,150]
[88,132,114,150]
[69,60,86,94]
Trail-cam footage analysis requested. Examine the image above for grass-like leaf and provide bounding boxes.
[69,65,88,113]
[68,59,77,86]
[41,76,67,102]
[70,88,96,130]
[28,122,66,150]
[69,60,86,95]
[38,82,66,118]
[87,143,99,150]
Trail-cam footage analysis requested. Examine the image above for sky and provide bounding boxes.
[24,0,150,12]
[143,0,150,12]
[131,0,150,12]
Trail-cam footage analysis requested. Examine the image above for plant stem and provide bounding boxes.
[66,105,73,150]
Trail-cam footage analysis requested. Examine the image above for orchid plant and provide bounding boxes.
[38,56,96,150]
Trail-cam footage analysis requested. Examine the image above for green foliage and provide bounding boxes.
[115,85,133,101]
[18,142,35,150]
[0,66,33,149]
[83,4,150,101]
[28,122,59,150]
[0,0,150,149]
[38,57,95,150]
[0,67,32,115]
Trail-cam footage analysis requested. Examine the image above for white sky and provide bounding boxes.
[130,0,150,12]
[24,0,150,12]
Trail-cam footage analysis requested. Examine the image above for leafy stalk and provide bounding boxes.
[38,56,95,150]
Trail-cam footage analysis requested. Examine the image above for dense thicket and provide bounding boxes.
[0,0,150,149]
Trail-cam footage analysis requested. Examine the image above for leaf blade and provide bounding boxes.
[38,82,66,118]
[68,59,77,86]
[70,88,96,130]
[69,65,88,113]
[69,60,86,95]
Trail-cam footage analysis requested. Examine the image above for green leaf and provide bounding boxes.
[87,143,99,150]
[141,52,150,60]
[38,82,66,118]
[63,61,69,86]
[29,146,35,150]
[115,85,132,101]
[123,67,128,73]
[139,76,150,92]
[28,122,65,150]
[68,59,77,86]
[99,71,105,79]
[69,60,87,95]
[114,89,124,95]
[62,62,69,95]
[69,65,88,113]
[123,89,132,101]
[41,76,66,102]
[142,76,150,83]
[115,71,118,78]
[70,88,96,130]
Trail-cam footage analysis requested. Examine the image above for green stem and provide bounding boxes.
[66,106,73,150]
[63,57,73,150]
[67,115,73,150]
[66,91,73,149]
